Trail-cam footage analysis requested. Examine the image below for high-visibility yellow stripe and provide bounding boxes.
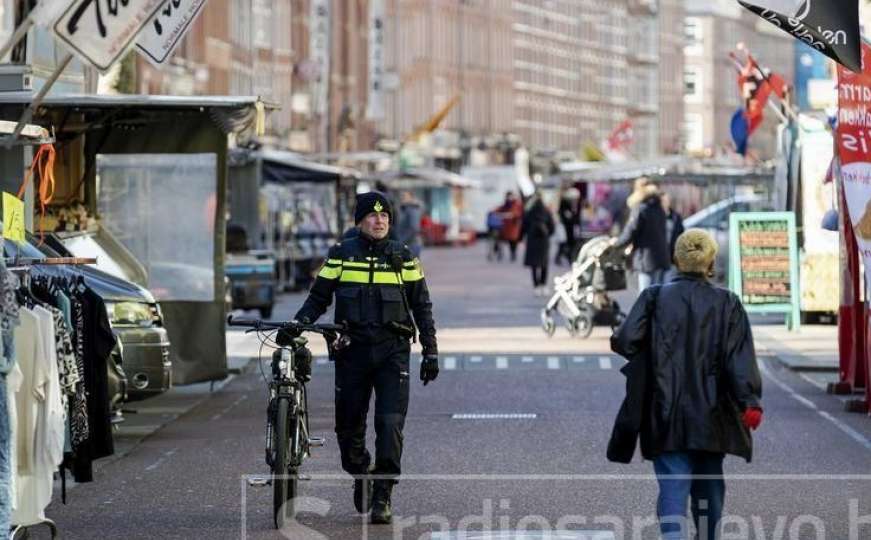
[342,261,370,269]
[402,268,424,281]
[327,259,343,265]
[318,265,341,279]
[372,272,401,284]
[339,270,369,283]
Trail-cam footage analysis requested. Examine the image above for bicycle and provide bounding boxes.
[227,315,345,529]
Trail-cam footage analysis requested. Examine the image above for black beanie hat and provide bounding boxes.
[354,191,393,224]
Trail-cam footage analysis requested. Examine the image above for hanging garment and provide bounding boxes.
[11,306,65,526]
[12,308,43,475]
[0,375,10,534]
[71,287,117,483]
[6,362,21,517]
[67,295,88,450]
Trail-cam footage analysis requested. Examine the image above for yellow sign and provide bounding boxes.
[3,192,25,244]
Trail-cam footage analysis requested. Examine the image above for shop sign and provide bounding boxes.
[837,41,871,292]
[53,0,165,72]
[729,212,801,330]
[136,0,209,66]
[309,0,331,115]
[739,0,861,72]
[366,0,385,120]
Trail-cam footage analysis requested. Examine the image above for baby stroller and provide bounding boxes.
[540,235,627,338]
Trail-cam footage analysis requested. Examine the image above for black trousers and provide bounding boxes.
[531,265,548,287]
[334,337,410,484]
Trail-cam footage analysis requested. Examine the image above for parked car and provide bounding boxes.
[15,234,173,401]
[683,194,771,280]
[225,224,277,318]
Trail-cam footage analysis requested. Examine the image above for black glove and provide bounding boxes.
[421,354,439,386]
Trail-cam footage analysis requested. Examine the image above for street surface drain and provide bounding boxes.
[451,414,538,420]
[429,532,614,540]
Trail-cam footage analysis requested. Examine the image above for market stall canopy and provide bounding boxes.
[560,156,692,182]
[0,92,277,135]
[258,148,361,184]
[377,167,481,189]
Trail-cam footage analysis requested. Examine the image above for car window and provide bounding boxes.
[694,207,726,229]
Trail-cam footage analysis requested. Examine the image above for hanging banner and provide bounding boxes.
[837,40,871,292]
[309,0,331,115]
[738,0,861,72]
[53,0,166,72]
[2,193,25,245]
[136,0,209,66]
[365,0,385,121]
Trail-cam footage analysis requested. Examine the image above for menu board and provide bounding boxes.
[729,212,800,330]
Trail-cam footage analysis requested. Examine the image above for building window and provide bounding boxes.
[683,67,702,102]
[684,17,702,45]
[683,113,704,153]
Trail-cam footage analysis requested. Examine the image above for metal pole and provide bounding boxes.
[6,53,74,147]
[0,15,33,63]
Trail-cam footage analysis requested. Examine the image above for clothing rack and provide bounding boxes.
[5,257,97,267]
[4,257,96,540]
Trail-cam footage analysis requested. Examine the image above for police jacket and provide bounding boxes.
[610,274,762,462]
[294,234,437,355]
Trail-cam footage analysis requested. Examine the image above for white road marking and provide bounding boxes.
[496,356,509,369]
[144,448,178,472]
[547,356,560,370]
[315,358,328,365]
[211,395,248,422]
[521,356,535,364]
[759,359,871,453]
[469,356,483,363]
[444,357,458,370]
[598,356,613,370]
[451,413,537,420]
[572,356,586,364]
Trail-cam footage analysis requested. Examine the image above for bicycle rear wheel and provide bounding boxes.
[272,398,298,529]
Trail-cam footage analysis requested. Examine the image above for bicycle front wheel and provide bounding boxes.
[272,398,298,529]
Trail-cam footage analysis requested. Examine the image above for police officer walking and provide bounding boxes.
[294,191,439,525]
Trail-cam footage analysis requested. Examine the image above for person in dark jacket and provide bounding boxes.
[295,191,439,525]
[610,229,763,540]
[396,191,424,257]
[520,195,555,295]
[662,193,684,260]
[612,184,671,291]
[556,187,581,265]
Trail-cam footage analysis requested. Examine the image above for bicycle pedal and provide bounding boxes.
[247,476,271,487]
[307,437,325,447]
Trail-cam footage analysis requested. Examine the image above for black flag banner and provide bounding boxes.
[738,0,861,72]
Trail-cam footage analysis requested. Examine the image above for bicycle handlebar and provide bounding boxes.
[226,315,345,336]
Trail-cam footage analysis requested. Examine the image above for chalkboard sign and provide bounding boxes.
[729,212,801,330]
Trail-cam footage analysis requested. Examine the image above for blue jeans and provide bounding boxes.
[638,268,667,291]
[653,451,725,540]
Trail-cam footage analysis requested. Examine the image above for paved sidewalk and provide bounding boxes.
[753,324,839,371]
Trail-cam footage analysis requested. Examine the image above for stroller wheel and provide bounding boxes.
[540,310,556,337]
[573,310,595,339]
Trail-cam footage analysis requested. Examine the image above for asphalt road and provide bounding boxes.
[46,243,871,540]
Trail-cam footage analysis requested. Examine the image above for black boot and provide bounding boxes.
[370,481,393,525]
[353,468,374,514]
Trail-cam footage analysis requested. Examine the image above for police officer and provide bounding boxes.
[294,191,438,525]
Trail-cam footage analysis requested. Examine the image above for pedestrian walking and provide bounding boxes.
[294,191,439,525]
[555,187,581,265]
[498,191,523,262]
[608,229,763,540]
[521,195,555,296]
[396,191,424,257]
[662,192,685,280]
[486,207,505,261]
[612,183,671,291]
